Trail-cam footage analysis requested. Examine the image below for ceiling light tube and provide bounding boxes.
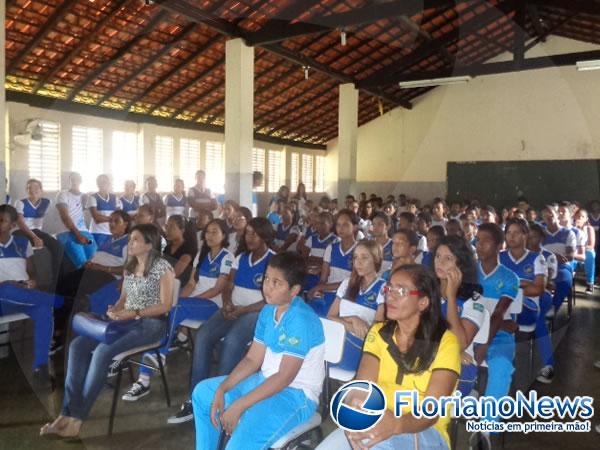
[576,60,600,71]
[398,75,472,89]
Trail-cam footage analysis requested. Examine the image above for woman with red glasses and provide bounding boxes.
[317,265,460,450]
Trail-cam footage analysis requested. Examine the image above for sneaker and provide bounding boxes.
[107,360,128,378]
[585,285,594,295]
[168,334,189,352]
[167,400,194,424]
[594,360,600,369]
[144,352,167,370]
[122,381,150,401]
[468,431,491,450]
[536,365,554,384]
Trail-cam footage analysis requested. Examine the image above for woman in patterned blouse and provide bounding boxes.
[40,224,175,439]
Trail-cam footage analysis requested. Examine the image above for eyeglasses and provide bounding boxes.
[383,284,424,298]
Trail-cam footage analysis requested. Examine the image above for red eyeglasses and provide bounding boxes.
[383,284,425,298]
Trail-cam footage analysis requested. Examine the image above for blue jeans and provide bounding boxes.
[0,283,63,369]
[190,310,259,388]
[552,265,573,312]
[62,317,165,420]
[139,298,219,378]
[484,331,515,424]
[316,427,448,450]
[192,373,317,450]
[57,231,97,269]
[535,292,555,367]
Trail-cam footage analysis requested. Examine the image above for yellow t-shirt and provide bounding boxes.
[363,322,461,447]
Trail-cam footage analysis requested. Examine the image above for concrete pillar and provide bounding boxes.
[0,1,6,202]
[337,83,358,199]
[224,38,253,208]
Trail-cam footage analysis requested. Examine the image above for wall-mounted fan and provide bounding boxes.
[13,119,43,146]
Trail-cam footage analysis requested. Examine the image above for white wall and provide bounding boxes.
[329,36,600,203]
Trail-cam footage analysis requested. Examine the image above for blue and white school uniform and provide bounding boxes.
[56,190,97,269]
[88,235,129,315]
[304,233,338,291]
[543,227,576,311]
[86,193,122,247]
[0,235,62,369]
[380,238,393,275]
[192,296,324,450]
[477,262,519,424]
[441,294,488,396]
[333,277,385,370]
[415,250,433,268]
[232,249,275,307]
[273,223,300,251]
[14,198,50,230]
[164,193,187,219]
[120,195,140,216]
[500,249,547,329]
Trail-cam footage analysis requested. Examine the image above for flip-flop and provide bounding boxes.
[40,423,63,439]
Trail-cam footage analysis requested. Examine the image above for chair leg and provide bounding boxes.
[156,350,170,407]
[127,362,135,384]
[108,364,123,436]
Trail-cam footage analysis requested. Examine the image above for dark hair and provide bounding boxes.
[0,204,18,222]
[418,212,432,225]
[478,222,504,246]
[318,211,334,225]
[238,206,253,222]
[110,210,133,235]
[505,217,529,235]
[167,215,199,255]
[398,211,416,225]
[383,264,447,374]
[26,178,43,189]
[196,219,229,279]
[125,224,163,277]
[445,218,464,237]
[238,217,275,255]
[336,208,360,226]
[372,211,391,227]
[394,228,420,248]
[427,225,446,241]
[529,222,545,237]
[268,251,307,289]
[434,236,482,299]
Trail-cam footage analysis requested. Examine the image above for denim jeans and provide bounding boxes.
[190,310,258,389]
[0,283,63,369]
[62,317,165,420]
[316,427,448,450]
[193,373,316,450]
[57,231,97,269]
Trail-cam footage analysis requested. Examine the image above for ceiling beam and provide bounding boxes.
[95,21,198,105]
[32,0,130,93]
[529,0,600,17]
[66,10,169,101]
[7,0,76,74]
[244,0,456,46]
[358,0,518,89]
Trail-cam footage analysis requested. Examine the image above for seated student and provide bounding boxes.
[399,211,428,253]
[558,202,585,270]
[168,218,275,424]
[472,223,520,448]
[417,211,432,244]
[228,207,252,256]
[221,200,239,234]
[449,201,463,220]
[573,208,596,294]
[192,252,324,449]
[382,201,398,236]
[526,208,539,224]
[308,209,359,316]
[416,225,445,267]
[141,176,166,225]
[267,198,284,226]
[194,209,213,262]
[296,207,319,250]
[384,229,419,278]
[500,218,553,384]
[480,205,497,225]
[371,212,393,275]
[445,218,464,239]
[327,240,385,371]
[86,174,122,248]
[298,211,337,292]
[135,204,167,249]
[317,264,460,450]
[541,205,575,313]
[120,180,140,218]
[431,197,448,228]
[164,179,188,220]
[434,236,487,396]
[55,172,97,269]
[39,224,174,439]
[349,200,368,239]
[273,205,300,253]
[14,178,50,249]
[125,219,234,403]
[0,205,62,380]
[163,214,198,287]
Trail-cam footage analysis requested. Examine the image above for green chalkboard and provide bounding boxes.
[447,160,600,209]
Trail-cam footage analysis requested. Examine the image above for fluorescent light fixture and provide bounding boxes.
[576,60,600,71]
[398,75,472,89]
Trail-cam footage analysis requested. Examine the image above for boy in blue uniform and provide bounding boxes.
[192,252,325,450]
[474,223,519,441]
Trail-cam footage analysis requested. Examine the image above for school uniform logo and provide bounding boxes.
[365,293,377,304]
[208,265,218,275]
[524,264,534,275]
[253,273,264,287]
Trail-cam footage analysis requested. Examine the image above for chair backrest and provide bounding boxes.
[319,318,346,365]
[170,279,181,309]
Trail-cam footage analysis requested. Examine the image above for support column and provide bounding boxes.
[224,38,254,208]
[0,1,6,202]
[337,83,358,199]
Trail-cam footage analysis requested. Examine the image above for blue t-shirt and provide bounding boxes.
[477,262,520,320]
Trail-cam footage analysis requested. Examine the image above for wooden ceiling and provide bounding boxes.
[6,0,600,147]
